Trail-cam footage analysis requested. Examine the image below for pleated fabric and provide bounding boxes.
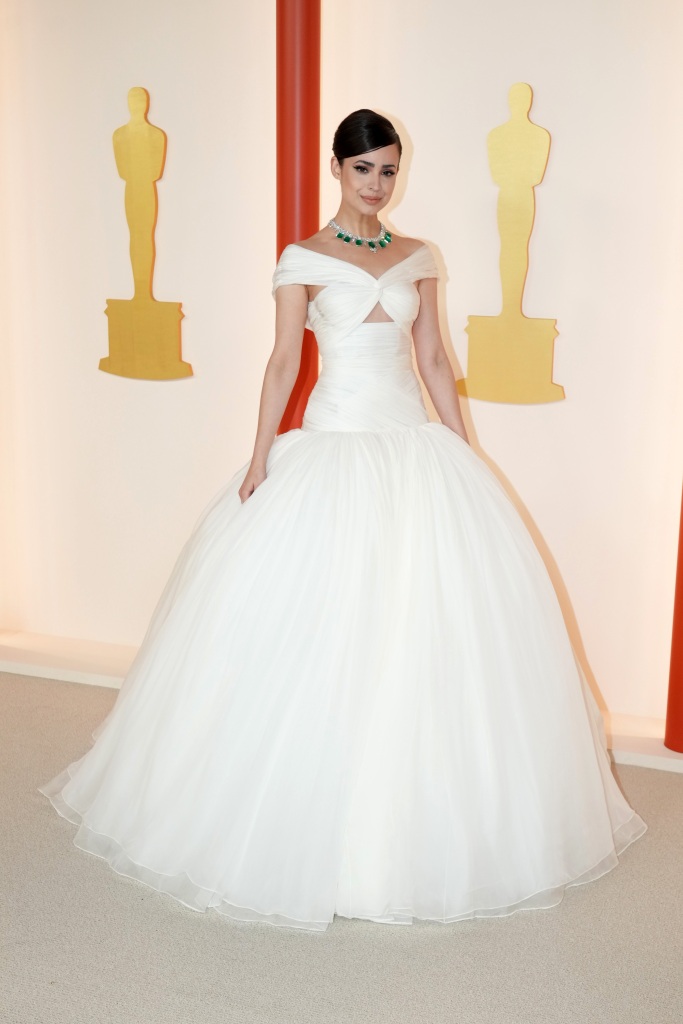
[39,244,646,931]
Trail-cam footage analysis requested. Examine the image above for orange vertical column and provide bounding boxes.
[665,484,683,752]
[276,0,321,434]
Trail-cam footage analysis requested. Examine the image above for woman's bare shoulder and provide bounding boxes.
[386,233,428,257]
[292,228,335,254]
[396,233,425,248]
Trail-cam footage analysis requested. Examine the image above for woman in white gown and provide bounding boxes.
[39,109,646,932]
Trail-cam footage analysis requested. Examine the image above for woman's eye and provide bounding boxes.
[353,166,368,173]
[382,170,395,177]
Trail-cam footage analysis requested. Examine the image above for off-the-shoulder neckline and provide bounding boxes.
[287,242,429,283]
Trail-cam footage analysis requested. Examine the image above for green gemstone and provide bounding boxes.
[384,232,392,241]
[368,241,376,249]
[378,239,387,247]
[355,238,363,245]
[343,235,351,243]
[336,232,344,239]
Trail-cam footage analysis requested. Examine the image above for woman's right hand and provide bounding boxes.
[239,462,267,503]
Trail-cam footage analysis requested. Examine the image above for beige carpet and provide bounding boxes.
[2,670,682,1024]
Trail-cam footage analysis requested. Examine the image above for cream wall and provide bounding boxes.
[1,0,682,721]
[0,0,277,642]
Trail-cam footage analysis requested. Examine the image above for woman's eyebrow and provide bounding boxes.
[354,159,397,169]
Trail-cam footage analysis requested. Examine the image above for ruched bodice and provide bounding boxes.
[272,243,440,432]
[303,322,430,431]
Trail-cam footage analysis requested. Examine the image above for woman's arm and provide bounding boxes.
[239,283,308,502]
[412,277,469,443]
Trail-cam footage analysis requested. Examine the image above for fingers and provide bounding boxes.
[239,468,268,504]
[239,480,256,503]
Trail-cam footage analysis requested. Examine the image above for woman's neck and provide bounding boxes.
[331,204,382,238]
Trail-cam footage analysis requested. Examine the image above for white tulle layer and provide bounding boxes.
[39,385,646,931]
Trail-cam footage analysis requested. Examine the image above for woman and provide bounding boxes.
[39,109,646,932]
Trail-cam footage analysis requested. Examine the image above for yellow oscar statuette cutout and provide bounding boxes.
[458,83,563,404]
[99,87,192,380]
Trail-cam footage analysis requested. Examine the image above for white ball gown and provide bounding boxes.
[39,242,647,932]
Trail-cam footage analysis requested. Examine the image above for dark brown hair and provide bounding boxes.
[332,109,402,165]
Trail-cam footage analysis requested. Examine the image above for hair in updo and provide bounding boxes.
[332,109,402,165]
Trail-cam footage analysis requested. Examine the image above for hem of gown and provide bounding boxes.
[38,771,647,934]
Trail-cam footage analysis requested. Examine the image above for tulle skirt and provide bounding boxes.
[39,323,646,931]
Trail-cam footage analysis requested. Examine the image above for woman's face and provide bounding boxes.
[331,143,400,219]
